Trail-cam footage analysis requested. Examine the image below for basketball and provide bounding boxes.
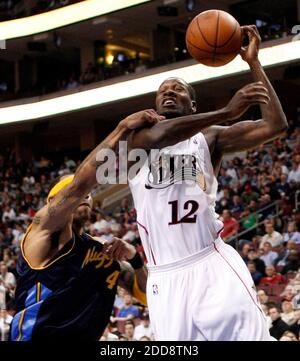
[186,9,243,67]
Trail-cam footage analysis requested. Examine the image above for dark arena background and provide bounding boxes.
[0,0,300,352]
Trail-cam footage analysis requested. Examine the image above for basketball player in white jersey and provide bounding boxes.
[121,26,287,340]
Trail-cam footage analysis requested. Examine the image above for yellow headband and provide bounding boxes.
[47,175,74,201]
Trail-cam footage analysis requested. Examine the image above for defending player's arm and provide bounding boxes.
[25,112,163,267]
[103,238,147,306]
[212,25,288,155]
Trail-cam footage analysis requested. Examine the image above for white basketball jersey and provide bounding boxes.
[129,132,224,266]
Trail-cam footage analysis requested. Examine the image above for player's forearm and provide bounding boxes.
[249,60,287,134]
[136,107,231,149]
[73,122,130,193]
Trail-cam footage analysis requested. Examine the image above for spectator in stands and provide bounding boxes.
[275,240,297,268]
[262,148,274,166]
[259,265,286,285]
[277,174,290,197]
[80,62,98,85]
[261,304,272,329]
[280,285,297,302]
[11,224,24,251]
[247,261,262,285]
[259,242,278,266]
[259,194,274,219]
[269,306,290,340]
[288,162,300,183]
[291,286,300,311]
[2,248,16,272]
[244,248,266,275]
[237,168,249,186]
[65,74,79,90]
[240,243,251,261]
[122,223,138,243]
[115,294,140,320]
[225,160,238,182]
[124,320,137,341]
[290,309,300,337]
[0,280,5,309]
[281,300,297,326]
[283,222,300,244]
[113,286,125,312]
[2,228,14,248]
[220,210,239,242]
[92,212,109,234]
[218,168,231,187]
[2,205,16,223]
[240,206,258,236]
[242,184,259,204]
[134,311,153,341]
[63,156,76,171]
[99,326,119,341]
[279,330,298,341]
[0,261,16,296]
[260,222,283,248]
[282,250,300,275]
[291,209,300,232]
[0,309,12,341]
[231,195,244,219]
[257,289,269,305]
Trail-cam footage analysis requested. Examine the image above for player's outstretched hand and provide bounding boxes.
[103,237,136,261]
[225,81,270,120]
[240,25,261,64]
[121,109,165,130]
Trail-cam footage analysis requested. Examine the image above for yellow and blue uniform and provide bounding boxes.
[11,231,120,341]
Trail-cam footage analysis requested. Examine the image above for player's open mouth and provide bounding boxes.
[162,98,177,106]
[79,202,91,208]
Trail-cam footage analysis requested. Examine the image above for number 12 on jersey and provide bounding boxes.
[168,200,199,225]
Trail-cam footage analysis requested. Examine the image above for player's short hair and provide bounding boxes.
[160,77,196,102]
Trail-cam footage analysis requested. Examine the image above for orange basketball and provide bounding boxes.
[186,9,242,67]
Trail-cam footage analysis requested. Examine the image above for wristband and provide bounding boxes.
[128,252,144,269]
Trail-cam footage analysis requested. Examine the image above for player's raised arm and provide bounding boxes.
[128,80,270,151]
[24,112,162,267]
[30,124,129,234]
[213,25,288,154]
[31,111,163,233]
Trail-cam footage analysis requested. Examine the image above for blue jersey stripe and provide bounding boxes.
[11,283,52,341]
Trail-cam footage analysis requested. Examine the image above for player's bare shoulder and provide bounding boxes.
[202,125,228,173]
[202,125,226,154]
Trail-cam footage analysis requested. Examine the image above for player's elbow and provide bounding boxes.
[264,116,288,138]
[273,122,288,137]
[275,114,288,133]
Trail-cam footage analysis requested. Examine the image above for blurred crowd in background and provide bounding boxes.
[0,115,300,341]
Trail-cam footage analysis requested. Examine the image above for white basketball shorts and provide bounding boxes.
[146,237,273,341]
